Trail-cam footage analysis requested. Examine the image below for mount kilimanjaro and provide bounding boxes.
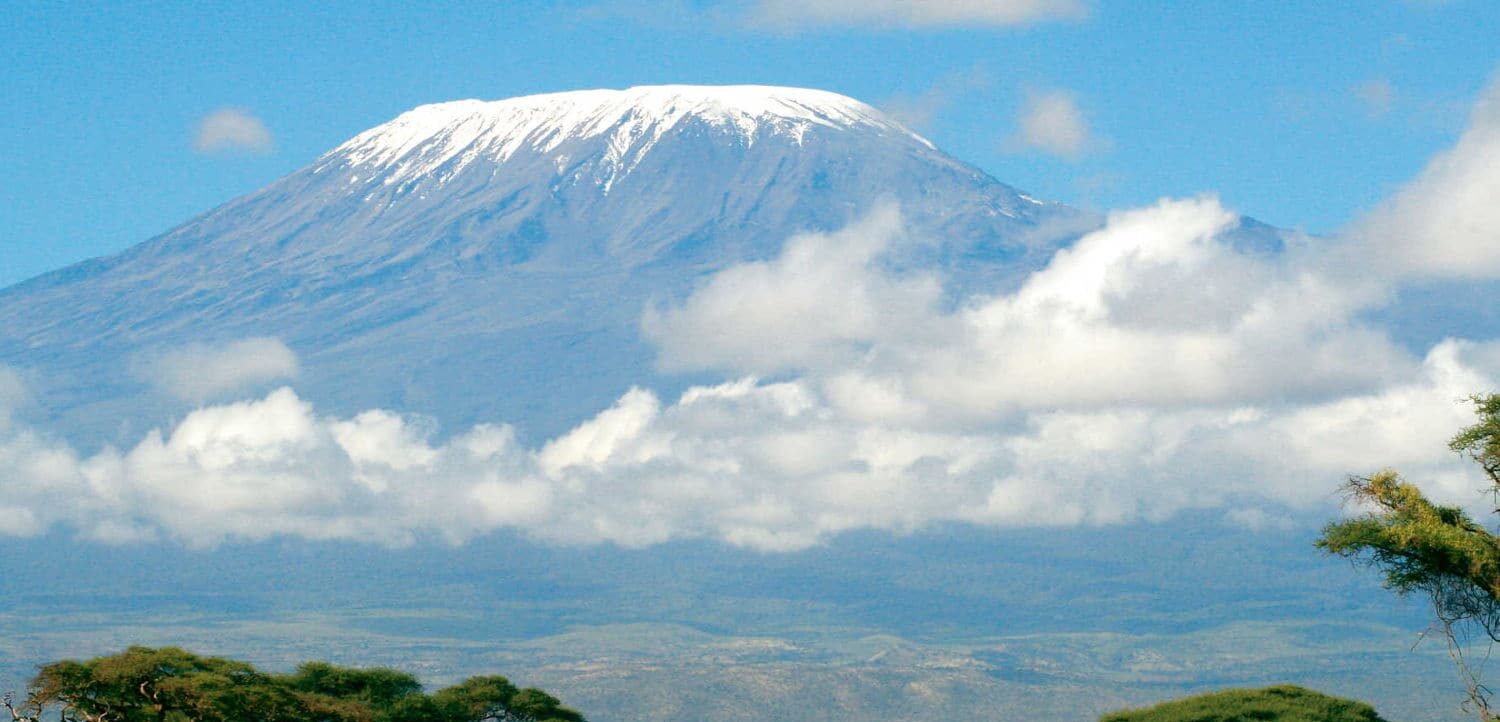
[2,85,1084,444]
[0,84,1440,722]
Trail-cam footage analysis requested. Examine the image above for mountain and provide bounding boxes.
[0,84,1440,722]
[0,85,1084,445]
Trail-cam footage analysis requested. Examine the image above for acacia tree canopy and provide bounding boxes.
[1318,393,1500,720]
[2,647,585,722]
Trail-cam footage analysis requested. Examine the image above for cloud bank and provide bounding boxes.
[0,309,1489,550]
[193,108,274,154]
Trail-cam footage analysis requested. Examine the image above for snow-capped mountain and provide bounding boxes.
[1,85,1081,444]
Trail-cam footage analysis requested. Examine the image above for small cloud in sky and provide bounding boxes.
[0,366,27,423]
[134,337,299,402]
[1008,88,1101,159]
[193,108,274,154]
[750,0,1088,29]
[879,67,991,132]
[1355,78,1397,117]
[1071,171,1123,208]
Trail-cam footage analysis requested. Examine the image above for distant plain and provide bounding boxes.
[0,517,1453,721]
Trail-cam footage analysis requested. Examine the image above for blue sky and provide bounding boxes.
[2,1,1496,288]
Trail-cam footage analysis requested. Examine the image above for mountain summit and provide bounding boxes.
[331,85,929,194]
[0,85,1078,444]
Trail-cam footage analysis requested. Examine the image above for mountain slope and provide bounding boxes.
[1,85,1080,444]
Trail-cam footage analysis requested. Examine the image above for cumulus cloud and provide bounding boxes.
[653,197,1411,415]
[1350,74,1500,279]
[750,0,1087,29]
[133,337,299,402]
[644,206,945,375]
[193,108,274,154]
[1008,88,1101,159]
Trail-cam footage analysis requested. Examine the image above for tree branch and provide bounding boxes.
[2,692,41,722]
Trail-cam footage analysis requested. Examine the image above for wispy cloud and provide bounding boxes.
[878,68,991,132]
[133,337,299,402]
[0,366,27,426]
[1355,78,1397,117]
[580,0,1086,31]
[1008,88,1102,159]
[193,108,274,154]
[749,0,1087,29]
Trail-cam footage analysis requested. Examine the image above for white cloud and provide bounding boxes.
[134,337,299,402]
[750,0,1087,29]
[1008,88,1100,159]
[0,366,27,425]
[653,196,1412,416]
[193,108,274,154]
[643,205,945,375]
[1241,340,1489,500]
[1350,74,1500,279]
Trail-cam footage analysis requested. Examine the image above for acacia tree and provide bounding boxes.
[2,647,584,722]
[1318,394,1500,721]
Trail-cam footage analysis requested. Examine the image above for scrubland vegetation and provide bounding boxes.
[1099,685,1386,722]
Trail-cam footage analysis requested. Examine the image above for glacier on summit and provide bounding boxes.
[329,86,934,193]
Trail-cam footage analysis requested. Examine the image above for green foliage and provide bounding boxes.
[1317,394,1500,637]
[287,661,424,708]
[1099,685,1387,722]
[4,647,585,722]
[1317,392,1500,719]
[1450,393,1500,487]
[1317,469,1500,625]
